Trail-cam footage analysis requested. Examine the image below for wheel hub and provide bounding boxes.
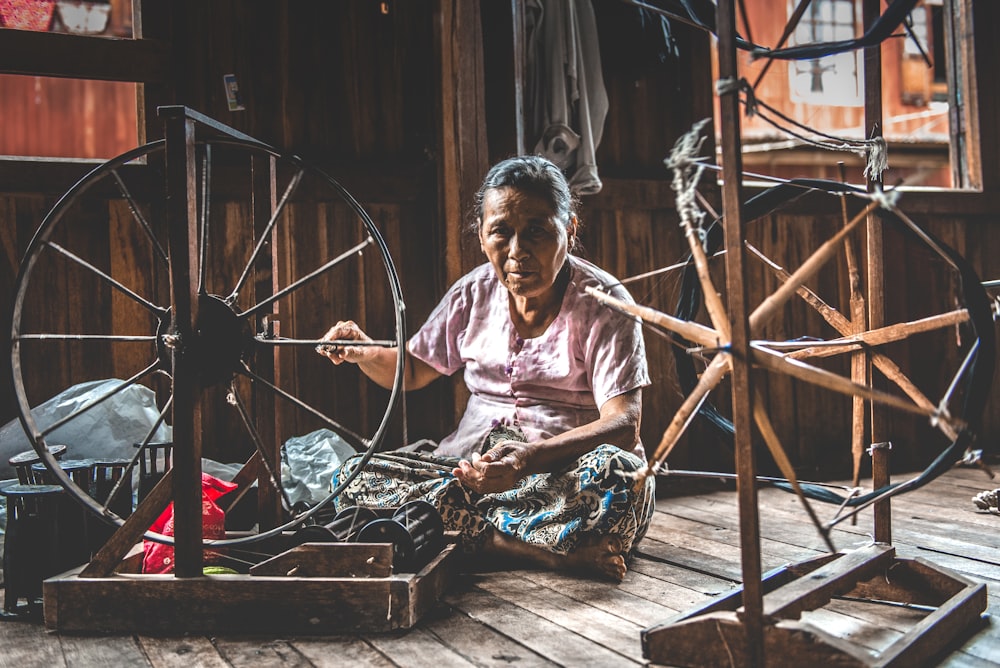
[156,295,253,388]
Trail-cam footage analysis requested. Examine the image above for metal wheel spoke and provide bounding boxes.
[227,382,292,511]
[110,168,169,267]
[255,336,396,349]
[12,129,406,552]
[15,334,156,342]
[938,340,980,420]
[228,167,304,303]
[239,236,374,320]
[38,360,161,439]
[238,361,368,451]
[99,395,173,514]
[45,241,167,318]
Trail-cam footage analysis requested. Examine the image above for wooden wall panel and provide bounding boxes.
[1,0,998,490]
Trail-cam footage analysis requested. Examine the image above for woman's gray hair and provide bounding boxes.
[470,155,578,234]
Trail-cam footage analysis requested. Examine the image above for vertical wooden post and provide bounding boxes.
[716,1,764,664]
[252,154,283,529]
[510,0,527,157]
[862,0,891,545]
[433,0,489,285]
[433,0,490,422]
[163,110,204,578]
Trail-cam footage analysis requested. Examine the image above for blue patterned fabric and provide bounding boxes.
[332,444,655,556]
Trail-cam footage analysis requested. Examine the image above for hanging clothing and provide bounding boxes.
[525,0,608,195]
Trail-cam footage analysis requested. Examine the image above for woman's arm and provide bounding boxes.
[453,387,643,493]
[318,320,441,390]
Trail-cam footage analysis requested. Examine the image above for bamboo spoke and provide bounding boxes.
[584,286,719,348]
[749,242,959,440]
[751,393,836,552]
[785,309,969,360]
[749,200,878,334]
[644,354,731,478]
[750,344,961,427]
[680,221,732,342]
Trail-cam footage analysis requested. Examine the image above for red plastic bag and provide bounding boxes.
[142,472,237,574]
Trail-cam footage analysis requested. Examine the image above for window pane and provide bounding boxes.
[0,0,132,37]
[716,0,962,188]
[0,74,138,160]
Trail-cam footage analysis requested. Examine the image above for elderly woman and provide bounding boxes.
[319,155,654,580]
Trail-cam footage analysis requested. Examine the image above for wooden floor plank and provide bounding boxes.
[0,468,994,666]
[651,498,828,561]
[629,539,738,591]
[364,627,479,668]
[59,634,150,668]
[212,637,312,667]
[289,637,394,668]
[419,600,559,667]
[516,567,681,627]
[138,636,229,668]
[446,585,642,666]
[473,576,645,662]
[624,559,720,611]
[0,616,67,668]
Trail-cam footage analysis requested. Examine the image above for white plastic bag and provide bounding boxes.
[0,379,172,480]
[280,428,355,507]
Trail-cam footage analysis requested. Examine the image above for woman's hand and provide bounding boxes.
[317,320,374,365]
[453,440,533,494]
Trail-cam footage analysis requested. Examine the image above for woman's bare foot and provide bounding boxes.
[565,534,627,582]
[481,530,628,582]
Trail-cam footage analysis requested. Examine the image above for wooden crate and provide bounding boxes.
[43,541,458,635]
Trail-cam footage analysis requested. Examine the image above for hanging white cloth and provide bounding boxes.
[525,0,609,195]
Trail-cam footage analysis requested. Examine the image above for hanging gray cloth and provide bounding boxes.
[525,0,608,195]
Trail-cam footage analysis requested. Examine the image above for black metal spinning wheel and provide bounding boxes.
[9,108,405,565]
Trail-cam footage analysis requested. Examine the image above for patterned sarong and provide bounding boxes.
[332,444,655,556]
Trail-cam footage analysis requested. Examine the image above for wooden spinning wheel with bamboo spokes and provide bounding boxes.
[592,125,994,550]
[9,108,405,575]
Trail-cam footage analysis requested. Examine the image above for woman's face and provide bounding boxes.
[478,186,574,301]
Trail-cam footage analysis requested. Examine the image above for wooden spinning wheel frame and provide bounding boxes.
[9,107,406,578]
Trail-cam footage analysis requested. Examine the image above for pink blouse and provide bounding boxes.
[408,255,649,459]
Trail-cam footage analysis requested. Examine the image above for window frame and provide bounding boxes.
[0,0,171,189]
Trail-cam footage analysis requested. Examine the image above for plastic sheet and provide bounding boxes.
[280,428,355,507]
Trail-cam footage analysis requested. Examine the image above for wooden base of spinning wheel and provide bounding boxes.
[641,544,986,667]
[42,538,459,634]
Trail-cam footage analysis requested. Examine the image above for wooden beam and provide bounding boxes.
[0,31,170,82]
[433,0,489,287]
[863,0,891,546]
[716,1,763,664]
[162,109,204,578]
